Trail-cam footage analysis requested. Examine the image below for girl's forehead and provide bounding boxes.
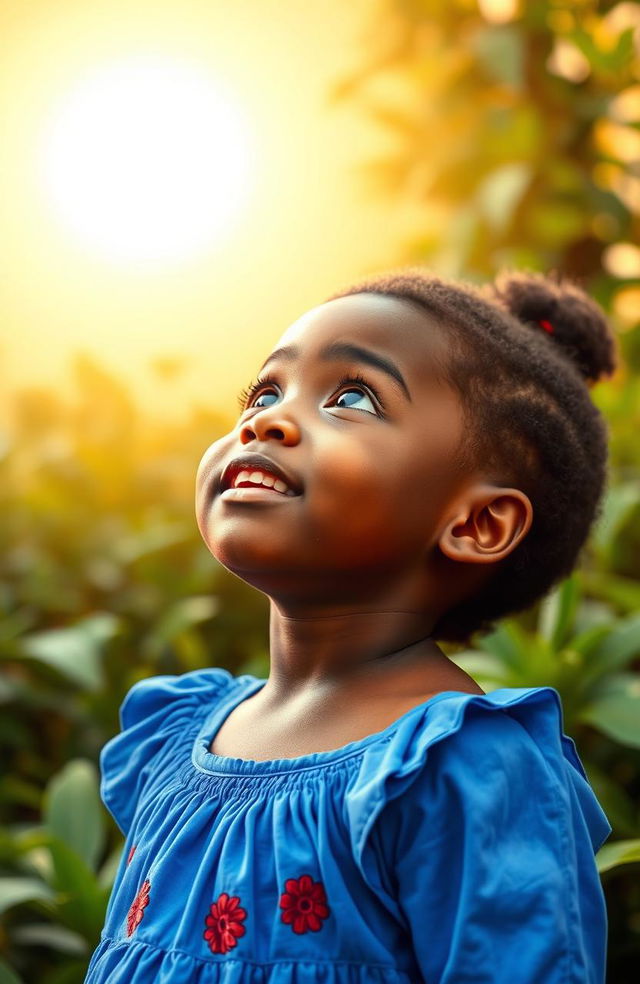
[273,293,447,367]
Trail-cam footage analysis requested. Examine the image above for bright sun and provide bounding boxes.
[41,56,253,266]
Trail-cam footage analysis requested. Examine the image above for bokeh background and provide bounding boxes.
[1,1,639,981]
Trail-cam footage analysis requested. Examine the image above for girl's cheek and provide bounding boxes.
[196,435,232,490]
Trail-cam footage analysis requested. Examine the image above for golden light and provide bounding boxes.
[596,119,640,164]
[610,85,640,124]
[547,39,590,84]
[613,286,640,329]
[39,55,253,267]
[604,243,640,279]
[477,0,521,25]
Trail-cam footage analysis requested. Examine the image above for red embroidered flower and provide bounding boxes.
[203,892,247,954]
[127,845,136,865]
[126,879,150,937]
[279,874,330,934]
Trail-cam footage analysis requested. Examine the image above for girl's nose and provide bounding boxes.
[239,406,301,446]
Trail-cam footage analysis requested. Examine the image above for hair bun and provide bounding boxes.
[491,271,616,384]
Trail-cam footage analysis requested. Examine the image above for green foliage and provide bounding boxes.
[0,957,25,984]
[19,615,119,691]
[597,838,640,874]
[44,762,105,873]
[341,1,637,276]
[454,573,640,822]
[0,879,55,916]
[0,762,112,982]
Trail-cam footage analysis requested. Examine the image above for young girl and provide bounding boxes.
[86,269,614,983]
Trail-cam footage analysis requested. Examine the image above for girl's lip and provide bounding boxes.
[219,453,303,496]
[219,486,300,503]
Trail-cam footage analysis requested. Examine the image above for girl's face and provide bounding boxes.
[196,293,472,603]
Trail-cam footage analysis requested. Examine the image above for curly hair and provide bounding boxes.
[328,270,617,643]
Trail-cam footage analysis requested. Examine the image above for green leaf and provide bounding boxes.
[572,600,615,637]
[46,837,109,942]
[477,620,557,686]
[571,25,636,77]
[591,482,640,561]
[449,651,508,689]
[19,613,119,690]
[596,838,640,874]
[142,596,219,660]
[570,623,614,661]
[580,674,640,748]
[583,762,639,838]
[0,957,25,984]
[13,923,88,956]
[538,576,580,651]
[44,761,105,872]
[477,621,527,673]
[583,613,640,680]
[114,521,191,563]
[0,607,37,645]
[581,571,640,614]
[0,876,54,915]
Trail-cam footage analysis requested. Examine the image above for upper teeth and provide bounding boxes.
[232,469,294,495]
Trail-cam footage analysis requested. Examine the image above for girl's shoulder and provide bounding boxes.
[358,685,591,790]
[346,687,611,983]
[117,667,237,727]
[348,686,611,864]
[100,668,253,834]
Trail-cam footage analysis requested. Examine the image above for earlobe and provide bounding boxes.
[438,487,533,565]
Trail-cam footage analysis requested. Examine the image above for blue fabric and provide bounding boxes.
[85,669,610,983]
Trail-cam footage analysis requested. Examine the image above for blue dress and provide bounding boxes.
[85,669,610,983]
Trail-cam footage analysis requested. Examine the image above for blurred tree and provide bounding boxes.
[338,0,638,294]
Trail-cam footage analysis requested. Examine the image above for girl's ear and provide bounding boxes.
[437,486,533,565]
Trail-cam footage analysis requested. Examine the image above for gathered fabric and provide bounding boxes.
[85,669,610,983]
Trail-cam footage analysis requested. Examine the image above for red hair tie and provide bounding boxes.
[538,319,554,334]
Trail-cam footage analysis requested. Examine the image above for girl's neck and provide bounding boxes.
[261,601,449,705]
[207,600,483,763]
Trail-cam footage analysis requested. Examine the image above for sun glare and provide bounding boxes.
[40,56,253,266]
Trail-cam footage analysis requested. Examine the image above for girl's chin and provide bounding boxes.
[209,542,299,581]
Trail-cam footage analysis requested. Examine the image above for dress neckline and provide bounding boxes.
[191,674,464,777]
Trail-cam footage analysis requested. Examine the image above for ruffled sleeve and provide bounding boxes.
[100,668,234,835]
[346,687,610,984]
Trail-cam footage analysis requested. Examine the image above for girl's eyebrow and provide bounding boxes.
[259,341,412,402]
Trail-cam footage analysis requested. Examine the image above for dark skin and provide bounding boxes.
[196,294,533,760]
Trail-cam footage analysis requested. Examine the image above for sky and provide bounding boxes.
[0,0,425,423]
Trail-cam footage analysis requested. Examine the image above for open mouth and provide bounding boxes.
[219,457,302,498]
[227,468,297,497]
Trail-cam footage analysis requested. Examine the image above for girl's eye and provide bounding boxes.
[237,375,280,411]
[252,389,279,409]
[332,387,378,415]
[238,373,383,416]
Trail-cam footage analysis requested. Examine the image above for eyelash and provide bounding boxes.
[237,373,277,410]
[237,372,385,414]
